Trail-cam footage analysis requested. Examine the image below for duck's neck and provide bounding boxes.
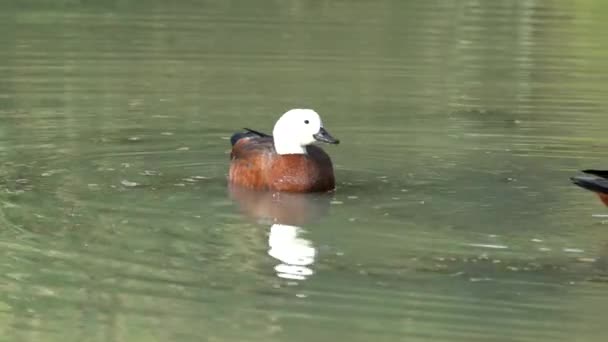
[274,136,308,155]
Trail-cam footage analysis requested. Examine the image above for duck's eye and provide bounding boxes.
[304,120,309,124]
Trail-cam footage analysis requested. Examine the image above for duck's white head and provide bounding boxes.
[272,109,340,155]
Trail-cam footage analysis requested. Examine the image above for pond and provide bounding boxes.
[1,1,607,341]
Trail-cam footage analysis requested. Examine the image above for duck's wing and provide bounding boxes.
[229,135,275,190]
[582,169,608,179]
[230,128,272,146]
[244,128,271,137]
[571,174,608,194]
[230,134,275,160]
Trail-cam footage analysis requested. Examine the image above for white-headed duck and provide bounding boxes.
[228,109,339,192]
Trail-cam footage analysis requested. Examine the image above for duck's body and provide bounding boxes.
[229,130,336,192]
[228,109,339,193]
[571,169,608,206]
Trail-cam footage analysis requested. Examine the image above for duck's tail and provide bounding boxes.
[230,128,272,146]
[571,175,608,195]
[581,169,608,178]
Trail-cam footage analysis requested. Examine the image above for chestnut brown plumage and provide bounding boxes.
[228,109,338,193]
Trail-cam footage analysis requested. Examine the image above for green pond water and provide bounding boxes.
[1,1,608,341]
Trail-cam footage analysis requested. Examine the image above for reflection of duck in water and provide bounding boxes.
[571,170,608,206]
[229,186,332,280]
[268,224,316,280]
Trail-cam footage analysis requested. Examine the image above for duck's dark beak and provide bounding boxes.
[313,127,340,144]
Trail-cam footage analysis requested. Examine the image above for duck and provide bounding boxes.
[571,169,608,206]
[228,108,339,192]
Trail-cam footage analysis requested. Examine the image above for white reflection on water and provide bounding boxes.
[228,185,331,281]
[268,224,316,280]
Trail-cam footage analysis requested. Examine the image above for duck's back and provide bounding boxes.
[229,134,335,192]
[229,135,275,190]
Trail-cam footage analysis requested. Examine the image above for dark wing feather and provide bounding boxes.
[571,175,608,194]
[582,169,608,179]
[244,128,272,137]
[230,128,272,146]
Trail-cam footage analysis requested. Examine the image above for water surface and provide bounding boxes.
[1,1,608,341]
